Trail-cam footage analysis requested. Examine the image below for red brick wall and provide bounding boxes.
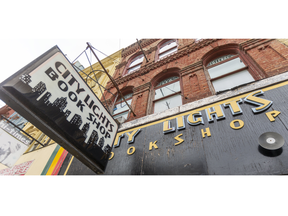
[128,90,150,121]
[182,70,212,104]
[104,39,288,122]
[247,40,288,76]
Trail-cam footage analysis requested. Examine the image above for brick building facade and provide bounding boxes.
[103,39,288,123]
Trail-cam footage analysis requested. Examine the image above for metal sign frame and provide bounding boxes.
[0,46,118,174]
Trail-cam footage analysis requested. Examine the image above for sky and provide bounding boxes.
[0,1,285,108]
[0,38,137,107]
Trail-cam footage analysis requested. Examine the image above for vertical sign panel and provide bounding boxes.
[0,46,118,174]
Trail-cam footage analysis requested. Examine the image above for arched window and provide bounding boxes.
[194,38,203,43]
[157,39,178,60]
[153,76,182,113]
[112,93,133,121]
[206,53,255,93]
[126,55,144,74]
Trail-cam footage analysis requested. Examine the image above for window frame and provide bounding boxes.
[124,54,144,75]
[202,45,264,94]
[156,39,178,61]
[207,54,250,82]
[112,93,133,120]
[153,76,182,113]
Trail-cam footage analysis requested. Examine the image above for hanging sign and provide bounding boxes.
[0,46,118,174]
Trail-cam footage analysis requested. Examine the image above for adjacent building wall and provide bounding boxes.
[79,50,122,100]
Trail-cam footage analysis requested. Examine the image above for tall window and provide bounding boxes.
[127,55,144,74]
[153,76,182,113]
[158,40,178,60]
[206,54,255,92]
[112,93,133,121]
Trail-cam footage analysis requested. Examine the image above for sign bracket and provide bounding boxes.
[86,42,137,117]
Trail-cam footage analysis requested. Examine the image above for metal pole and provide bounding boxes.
[86,42,136,116]
[111,92,118,114]
[84,50,110,111]
[0,115,46,147]
[72,63,117,98]
[136,39,149,63]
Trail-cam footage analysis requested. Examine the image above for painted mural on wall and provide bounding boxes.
[0,128,29,167]
[0,160,33,175]
[0,120,32,145]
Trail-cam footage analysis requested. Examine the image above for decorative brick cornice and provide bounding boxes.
[133,82,151,95]
[122,39,159,58]
[239,39,274,52]
[147,46,158,53]
[115,61,127,70]
[106,81,113,90]
[114,39,219,85]
[180,61,203,76]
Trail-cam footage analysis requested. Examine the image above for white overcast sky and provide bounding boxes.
[0,1,284,108]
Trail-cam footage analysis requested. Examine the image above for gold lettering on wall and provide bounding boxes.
[201,127,211,138]
[174,134,184,146]
[187,111,204,125]
[205,105,225,122]
[126,129,141,144]
[223,99,243,115]
[226,100,241,113]
[163,120,175,134]
[265,110,281,122]
[244,90,273,113]
[230,119,244,130]
[176,116,185,130]
[109,152,114,160]
[127,146,136,155]
[114,133,125,147]
[149,140,158,150]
